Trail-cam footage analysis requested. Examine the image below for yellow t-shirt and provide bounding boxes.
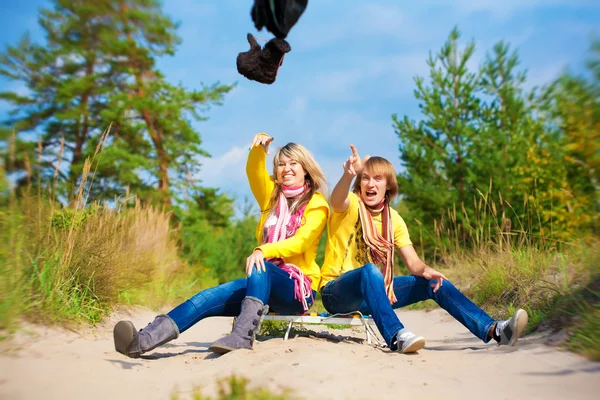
[319,192,412,290]
[246,141,329,292]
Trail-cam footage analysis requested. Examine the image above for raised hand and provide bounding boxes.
[342,144,369,176]
[250,133,274,155]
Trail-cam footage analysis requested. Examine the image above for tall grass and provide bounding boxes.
[408,184,599,359]
[0,128,202,335]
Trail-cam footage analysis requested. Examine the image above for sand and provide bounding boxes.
[1,307,598,400]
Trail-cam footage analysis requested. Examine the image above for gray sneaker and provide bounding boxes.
[496,309,528,346]
[394,329,425,354]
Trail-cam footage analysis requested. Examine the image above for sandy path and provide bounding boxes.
[1,307,598,400]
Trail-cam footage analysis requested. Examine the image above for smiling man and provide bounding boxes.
[318,145,528,354]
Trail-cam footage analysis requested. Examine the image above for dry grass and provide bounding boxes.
[65,199,182,302]
[406,185,599,357]
[0,127,201,334]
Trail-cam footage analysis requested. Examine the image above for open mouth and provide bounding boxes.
[365,190,377,200]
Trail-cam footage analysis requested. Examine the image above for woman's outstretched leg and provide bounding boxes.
[113,278,247,358]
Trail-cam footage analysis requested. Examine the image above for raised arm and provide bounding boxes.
[246,133,275,212]
[330,144,369,213]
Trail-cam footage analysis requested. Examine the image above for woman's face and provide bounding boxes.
[277,154,306,188]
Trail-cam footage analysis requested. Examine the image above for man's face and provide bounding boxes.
[360,168,387,207]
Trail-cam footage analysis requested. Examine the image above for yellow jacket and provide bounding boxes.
[247,143,329,292]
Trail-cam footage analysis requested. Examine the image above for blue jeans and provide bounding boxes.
[168,262,315,333]
[320,263,496,347]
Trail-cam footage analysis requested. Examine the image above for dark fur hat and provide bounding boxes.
[236,33,291,85]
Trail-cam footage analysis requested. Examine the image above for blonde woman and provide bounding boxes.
[320,144,528,353]
[113,133,329,357]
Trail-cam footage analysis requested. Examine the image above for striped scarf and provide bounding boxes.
[262,183,314,311]
[357,198,397,304]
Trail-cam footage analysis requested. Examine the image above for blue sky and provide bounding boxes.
[1,0,599,210]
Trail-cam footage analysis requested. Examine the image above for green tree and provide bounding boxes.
[177,195,259,284]
[538,39,600,234]
[478,41,530,197]
[393,27,593,249]
[96,0,234,206]
[0,3,116,196]
[0,0,234,206]
[0,35,59,191]
[392,27,482,230]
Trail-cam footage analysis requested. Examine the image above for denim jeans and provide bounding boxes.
[320,263,496,347]
[168,262,315,333]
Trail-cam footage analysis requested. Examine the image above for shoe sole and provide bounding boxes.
[509,309,529,346]
[113,321,138,357]
[208,344,235,355]
[401,336,426,353]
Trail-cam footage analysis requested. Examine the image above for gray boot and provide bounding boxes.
[208,297,269,355]
[113,314,179,358]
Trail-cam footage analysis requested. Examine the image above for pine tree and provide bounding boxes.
[0,0,234,206]
[392,27,482,228]
[93,0,234,206]
[478,41,530,196]
[393,28,598,246]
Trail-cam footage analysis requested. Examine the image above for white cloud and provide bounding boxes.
[196,145,248,191]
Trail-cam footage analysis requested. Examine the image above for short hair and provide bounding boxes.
[352,156,399,201]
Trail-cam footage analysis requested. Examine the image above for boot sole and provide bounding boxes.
[113,321,139,358]
[401,336,426,354]
[208,344,235,355]
[508,309,529,346]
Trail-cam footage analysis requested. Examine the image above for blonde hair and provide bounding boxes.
[352,156,399,201]
[268,142,327,214]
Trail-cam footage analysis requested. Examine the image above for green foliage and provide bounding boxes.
[51,205,98,229]
[206,214,260,283]
[0,189,204,333]
[568,303,600,361]
[393,27,597,252]
[0,0,234,206]
[0,158,8,201]
[172,374,298,400]
[539,40,600,235]
[176,195,260,284]
[396,30,599,357]
[393,27,481,226]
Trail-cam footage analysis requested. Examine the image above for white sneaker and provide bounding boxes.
[394,329,425,353]
[496,308,529,346]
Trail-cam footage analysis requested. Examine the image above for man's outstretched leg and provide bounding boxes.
[390,275,528,346]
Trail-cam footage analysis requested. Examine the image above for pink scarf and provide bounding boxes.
[263,183,314,311]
